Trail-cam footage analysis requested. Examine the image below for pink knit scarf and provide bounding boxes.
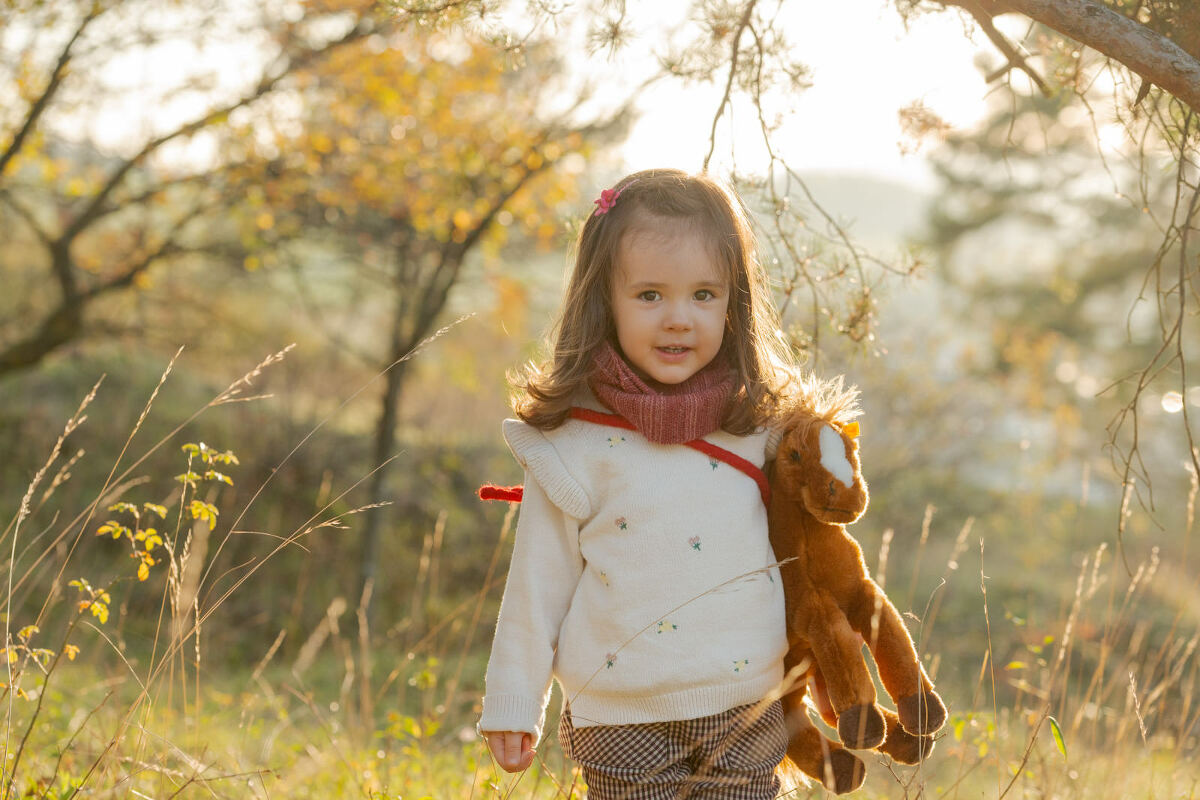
[588,341,734,444]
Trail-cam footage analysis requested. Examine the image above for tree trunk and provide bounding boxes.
[358,298,412,628]
[998,0,1200,113]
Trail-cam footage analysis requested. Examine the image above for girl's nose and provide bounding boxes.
[663,302,692,330]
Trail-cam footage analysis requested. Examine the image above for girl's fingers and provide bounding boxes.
[517,732,535,770]
[484,731,535,772]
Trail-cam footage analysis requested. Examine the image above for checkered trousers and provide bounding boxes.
[558,701,787,800]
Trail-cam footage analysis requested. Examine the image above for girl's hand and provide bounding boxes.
[483,730,535,772]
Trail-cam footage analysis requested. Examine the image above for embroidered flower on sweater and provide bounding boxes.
[688,536,701,551]
[605,652,617,669]
[599,570,610,587]
[656,620,678,634]
[607,435,626,448]
[733,659,750,673]
[615,517,628,530]
[709,459,719,470]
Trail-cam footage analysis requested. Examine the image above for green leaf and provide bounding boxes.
[1048,715,1067,759]
[143,503,168,518]
[204,469,234,486]
[175,471,201,488]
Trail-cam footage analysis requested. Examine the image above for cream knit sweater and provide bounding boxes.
[478,400,787,743]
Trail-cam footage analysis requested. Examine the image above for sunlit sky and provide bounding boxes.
[85,1,995,192]
[606,1,991,189]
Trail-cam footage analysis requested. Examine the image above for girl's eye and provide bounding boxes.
[694,289,714,301]
[638,290,660,302]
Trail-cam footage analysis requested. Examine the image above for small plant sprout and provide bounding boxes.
[97,442,238,582]
[70,578,111,625]
[1,624,67,701]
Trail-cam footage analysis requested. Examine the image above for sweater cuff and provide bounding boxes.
[478,693,548,745]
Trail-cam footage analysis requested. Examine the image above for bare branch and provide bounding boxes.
[959,0,1051,95]
[703,0,759,173]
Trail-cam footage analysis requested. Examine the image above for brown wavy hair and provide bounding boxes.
[512,168,801,434]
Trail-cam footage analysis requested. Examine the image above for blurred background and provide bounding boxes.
[1,0,1197,796]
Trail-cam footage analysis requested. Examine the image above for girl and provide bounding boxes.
[480,168,800,797]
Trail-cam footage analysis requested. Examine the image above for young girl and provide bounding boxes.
[479,168,800,797]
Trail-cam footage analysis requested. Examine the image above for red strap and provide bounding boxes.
[478,484,524,503]
[570,407,770,506]
[479,409,771,507]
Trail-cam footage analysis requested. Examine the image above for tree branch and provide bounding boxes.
[61,14,380,245]
[996,0,1200,113]
[960,0,1051,95]
[703,0,759,172]
[0,198,212,376]
[0,4,105,180]
[0,190,52,245]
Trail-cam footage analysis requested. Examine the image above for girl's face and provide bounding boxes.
[610,222,729,385]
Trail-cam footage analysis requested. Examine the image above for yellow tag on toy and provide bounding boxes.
[842,421,861,439]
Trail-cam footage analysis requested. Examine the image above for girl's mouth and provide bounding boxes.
[656,346,690,361]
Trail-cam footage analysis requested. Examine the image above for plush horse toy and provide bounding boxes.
[767,399,946,793]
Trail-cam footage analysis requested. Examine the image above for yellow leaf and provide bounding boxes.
[256,212,275,231]
[311,133,333,154]
[64,644,79,661]
[17,625,38,642]
[137,562,149,582]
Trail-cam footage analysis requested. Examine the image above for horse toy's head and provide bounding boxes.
[771,412,868,526]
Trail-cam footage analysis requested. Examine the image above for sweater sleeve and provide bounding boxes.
[478,466,585,744]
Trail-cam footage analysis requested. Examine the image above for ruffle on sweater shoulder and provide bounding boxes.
[764,425,784,462]
[502,419,592,519]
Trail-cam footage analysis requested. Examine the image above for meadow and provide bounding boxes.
[4,0,1199,795]
[1,330,1196,800]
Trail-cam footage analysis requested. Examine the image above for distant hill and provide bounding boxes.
[789,171,932,250]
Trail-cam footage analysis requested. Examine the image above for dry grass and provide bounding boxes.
[2,349,1197,798]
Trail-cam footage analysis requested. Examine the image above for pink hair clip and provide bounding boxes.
[592,179,636,216]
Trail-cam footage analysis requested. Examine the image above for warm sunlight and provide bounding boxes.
[618,1,989,187]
